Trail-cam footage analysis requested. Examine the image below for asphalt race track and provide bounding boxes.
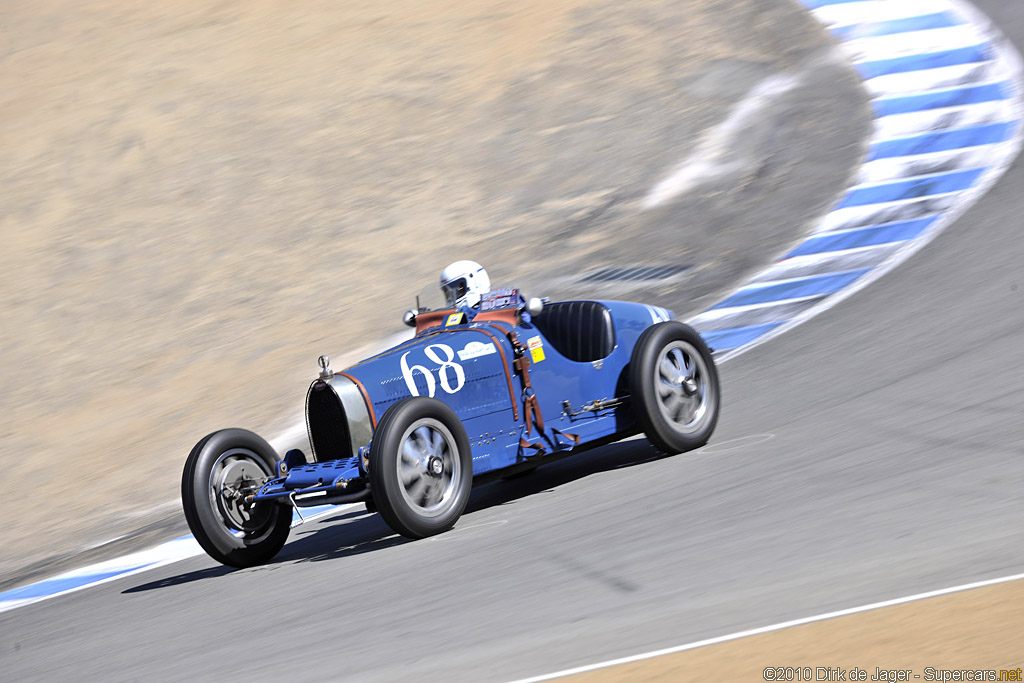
[2,1,1023,681]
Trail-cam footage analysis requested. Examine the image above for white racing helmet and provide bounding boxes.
[440,260,490,308]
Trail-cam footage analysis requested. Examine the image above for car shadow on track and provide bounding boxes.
[122,436,668,592]
[284,437,668,565]
[466,437,667,513]
[122,564,235,592]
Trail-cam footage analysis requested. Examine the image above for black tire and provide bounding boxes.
[181,428,292,567]
[630,321,720,454]
[369,397,473,539]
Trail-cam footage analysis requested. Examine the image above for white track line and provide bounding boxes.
[507,572,1024,683]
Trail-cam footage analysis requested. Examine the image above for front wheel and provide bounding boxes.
[370,397,473,539]
[630,322,720,454]
[181,428,292,567]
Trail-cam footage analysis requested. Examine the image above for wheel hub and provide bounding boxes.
[397,420,460,516]
[655,341,709,433]
[215,457,267,531]
[427,456,444,477]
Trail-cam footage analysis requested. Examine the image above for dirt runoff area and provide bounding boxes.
[569,577,1024,681]
[0,0,856,585]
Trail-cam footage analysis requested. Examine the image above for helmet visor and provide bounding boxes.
[442,277,469,306]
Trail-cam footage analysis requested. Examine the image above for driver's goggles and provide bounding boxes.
[443,278,469,302]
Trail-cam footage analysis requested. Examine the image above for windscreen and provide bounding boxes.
[415,281,448,312]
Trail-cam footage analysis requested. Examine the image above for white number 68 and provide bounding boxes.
[400,344,466,397]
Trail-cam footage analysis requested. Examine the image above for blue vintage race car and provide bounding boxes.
[182,287,720,567]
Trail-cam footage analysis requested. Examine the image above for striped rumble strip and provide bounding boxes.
[691,0,1024,360]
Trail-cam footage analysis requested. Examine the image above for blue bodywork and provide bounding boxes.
[252,299,674,504]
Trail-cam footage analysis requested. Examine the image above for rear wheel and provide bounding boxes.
[630,322,719,454]
[370,397,473,538]
[181,428,291,567]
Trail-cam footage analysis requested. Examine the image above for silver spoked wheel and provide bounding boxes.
[397,419,461,518]
[631,322,720,454]
[208,448,273,534]
[654,340,711,434]
[370,397,473,539]
[183,428,292,567]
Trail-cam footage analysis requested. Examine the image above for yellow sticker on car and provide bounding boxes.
[527,335,545,363]
[445,313,465,327]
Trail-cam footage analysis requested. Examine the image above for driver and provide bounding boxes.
[440,260,491,317]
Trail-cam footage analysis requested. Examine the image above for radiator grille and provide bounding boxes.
[306,382,353,463]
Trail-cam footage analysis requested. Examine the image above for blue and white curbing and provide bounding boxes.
[1,0,1021,614]
[692,0,1024,359]
[0,506,338,613]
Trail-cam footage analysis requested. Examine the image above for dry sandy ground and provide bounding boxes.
[0,0,841,583]
[572,578,1024,680]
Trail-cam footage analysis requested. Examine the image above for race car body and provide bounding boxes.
[181,289,719,567]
